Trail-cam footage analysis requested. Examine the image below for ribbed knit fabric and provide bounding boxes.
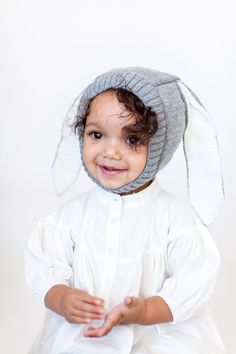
[76,67,186,194]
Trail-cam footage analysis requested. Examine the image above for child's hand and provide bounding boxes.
[60,288,105,324]
[84,296,145,337]
[45,285,105,324]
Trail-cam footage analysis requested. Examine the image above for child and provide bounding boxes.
[25,67,225,353]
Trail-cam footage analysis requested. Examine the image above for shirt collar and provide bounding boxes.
[95,178,160,208]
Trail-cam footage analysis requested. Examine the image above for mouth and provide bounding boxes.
[98,165,127,176]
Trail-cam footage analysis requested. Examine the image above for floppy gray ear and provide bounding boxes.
[51,96,82,196]
[51,131,82,196]
[178,82,224,225]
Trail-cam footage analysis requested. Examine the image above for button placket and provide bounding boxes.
[99,198,122,305]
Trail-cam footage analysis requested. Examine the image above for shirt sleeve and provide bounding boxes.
[24,213,75,304]
[156,210,220,323]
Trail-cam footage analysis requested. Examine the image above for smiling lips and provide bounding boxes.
[99,165,127,176]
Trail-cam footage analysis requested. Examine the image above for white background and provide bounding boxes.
[0,0,235,353]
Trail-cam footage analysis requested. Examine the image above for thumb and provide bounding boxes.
[124,296,138,308]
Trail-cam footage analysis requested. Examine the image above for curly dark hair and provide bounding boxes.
[72,88,158,146]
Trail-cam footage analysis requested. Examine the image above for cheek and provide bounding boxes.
[82,139,99,167]
[137,147,148,167]
[127,149,147,175]
[137,155,147,172]
[139,151,148,173]
[82,140,92,165]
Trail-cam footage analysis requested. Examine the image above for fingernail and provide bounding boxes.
[95,298,105,307]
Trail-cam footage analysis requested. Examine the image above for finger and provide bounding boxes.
[84,326,104,337]
[73,299,105,315]
[84,312,120,337]
[83,322,112,337]
[71,308,105,321]
[66,315,93,324]
[74,290,103,306]
[124,296,138,308]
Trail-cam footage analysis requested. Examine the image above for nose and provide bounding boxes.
[102,140,122,160]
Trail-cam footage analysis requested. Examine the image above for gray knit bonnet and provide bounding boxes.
[52,67,224,225]
[76,67,185,194]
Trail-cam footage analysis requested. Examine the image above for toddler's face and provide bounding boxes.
[83,91,147,191]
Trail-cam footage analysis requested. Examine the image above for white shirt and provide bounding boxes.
[25,179,225,354]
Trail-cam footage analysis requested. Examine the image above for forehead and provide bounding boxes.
[86,91,134,126]
[88,91,122,115]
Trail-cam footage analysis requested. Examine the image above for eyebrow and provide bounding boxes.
[84,121,101,129]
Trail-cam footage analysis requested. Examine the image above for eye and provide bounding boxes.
[89,131,103,140]
[126,136,141,146]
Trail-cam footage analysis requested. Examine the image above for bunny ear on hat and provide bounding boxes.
[51,98,82,196]
[51,131,82,196]
[178,81,224,225]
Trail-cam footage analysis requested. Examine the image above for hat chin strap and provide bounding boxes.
[178,82,224,225]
